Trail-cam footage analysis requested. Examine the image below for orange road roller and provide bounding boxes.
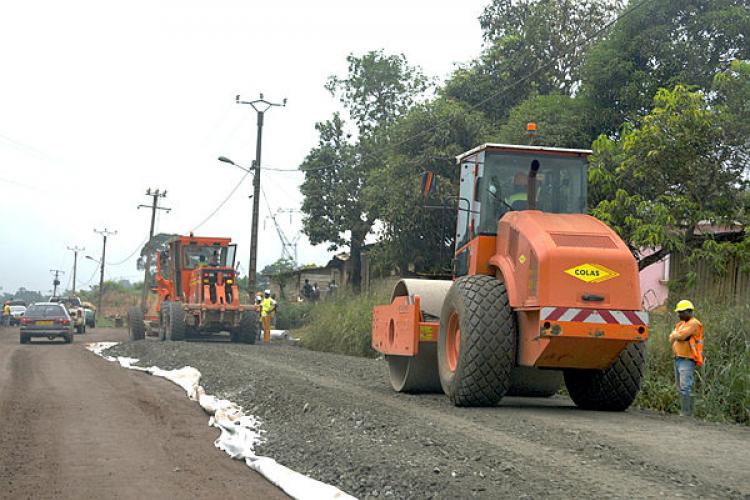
[372,143,649,410]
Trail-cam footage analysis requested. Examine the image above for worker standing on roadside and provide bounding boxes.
[260,289,277,343]
[2,302,10,327]
[669,300,704,417]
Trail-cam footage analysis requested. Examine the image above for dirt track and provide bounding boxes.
[107,336,750,499]
[0,327,286,499]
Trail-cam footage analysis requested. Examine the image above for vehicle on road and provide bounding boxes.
[50,296,87,334]
[127,233,258,343]
[372,142,649,411]
[82,301,96,328]
[20,302,74,344]
[9,305,27,325]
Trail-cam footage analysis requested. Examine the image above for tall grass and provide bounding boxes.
[294,281,394,358]
[636,302,749,424]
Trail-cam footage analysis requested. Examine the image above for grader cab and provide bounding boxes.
[372,144,649,410]
[127,233,257,343]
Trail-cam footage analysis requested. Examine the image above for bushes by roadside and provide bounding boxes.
[274,301,315,330]
[293,281,394,358]
[636,301,749,425]
[289,278,748,424]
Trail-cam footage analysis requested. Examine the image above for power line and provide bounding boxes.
[190,169,252,232]
[106,238,148,266]
[81,263,100,287]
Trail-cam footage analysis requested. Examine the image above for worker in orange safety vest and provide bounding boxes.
[669,299,704,417]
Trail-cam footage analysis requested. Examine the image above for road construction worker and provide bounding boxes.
[2,303,10,327]
[505,173,529,210]
[669,300,704,417]
[260,289,277,343]
[255,294,263,341]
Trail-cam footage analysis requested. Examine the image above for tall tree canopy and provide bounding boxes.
[589,83,749,270]
[583,0,750,132]
[367,97,494,275]
[444,0,623,123]
[300,51,428,291]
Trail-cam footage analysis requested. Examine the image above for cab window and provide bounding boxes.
[477,152,587,235]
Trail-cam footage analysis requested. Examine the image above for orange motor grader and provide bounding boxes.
[127,233,258,343]
[372,144,649,410]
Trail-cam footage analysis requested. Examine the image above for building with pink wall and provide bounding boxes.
[639,253,670,310]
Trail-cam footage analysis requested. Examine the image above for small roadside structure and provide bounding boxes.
[264,254,351,301]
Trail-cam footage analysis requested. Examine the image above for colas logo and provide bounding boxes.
[564,263,620,283]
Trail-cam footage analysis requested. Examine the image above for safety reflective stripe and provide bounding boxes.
[540,307,649,326]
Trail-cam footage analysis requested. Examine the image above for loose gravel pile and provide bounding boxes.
[105,340,748,499]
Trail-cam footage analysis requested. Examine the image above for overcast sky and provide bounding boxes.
[0,0,487,294]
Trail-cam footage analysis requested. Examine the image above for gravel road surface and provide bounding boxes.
[106,337,750,499]
[0,327,286,499]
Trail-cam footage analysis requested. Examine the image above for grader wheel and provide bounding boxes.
[127,307,146,341]
[385,279,451,393]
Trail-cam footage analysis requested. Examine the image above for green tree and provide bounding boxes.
[589,84,749,270]
[260,258,297,300]
[326,50,429,134]
[444,0,622,124]
[582,0,750,133]
[367,97,494,275]
[301,51,428,292]
[496,94,597,148]
[713,59,750,164]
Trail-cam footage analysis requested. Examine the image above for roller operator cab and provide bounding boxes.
[127,234,258,344]
[372,144,649,411]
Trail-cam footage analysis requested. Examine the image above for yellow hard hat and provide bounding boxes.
[674,300,695,312]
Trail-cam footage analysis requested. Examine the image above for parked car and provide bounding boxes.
[82,301,96,328]
[20,302,74,344]
[9,305,27,325]
[49,296,86,333]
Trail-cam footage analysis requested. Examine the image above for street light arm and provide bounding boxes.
[218,156,253,173]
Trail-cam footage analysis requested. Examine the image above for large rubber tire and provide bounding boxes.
[164,302,186,341]
[232,311,257,344]
[438,275,516,407]
[564,341,646,411]
[127,307,146,341]
[158,304,167,341]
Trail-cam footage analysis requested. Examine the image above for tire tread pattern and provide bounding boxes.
[233,311,257,344]
[564,341,646,411]
[127,307,146,341]
[443,275,516,407]
[167,302,186,341]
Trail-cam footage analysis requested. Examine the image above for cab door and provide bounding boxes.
[454,157,480,276]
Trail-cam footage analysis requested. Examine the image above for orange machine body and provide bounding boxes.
[372,144,649,371]
[148,235,251,330]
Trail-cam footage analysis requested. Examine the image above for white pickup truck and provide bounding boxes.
[50,296,87,334]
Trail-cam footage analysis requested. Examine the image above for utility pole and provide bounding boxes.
[236,93,286,295]
[137,189,170,313]
[50,269,65,297]
[93,228,117,315]
[66,246,84,294]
